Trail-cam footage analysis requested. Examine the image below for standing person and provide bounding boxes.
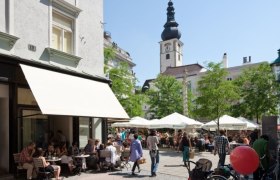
[249,129,259,146]
[252,134,270,180]
[179,132,192,166]
[19,142,36,180]
[214,130,229,167]
[146,129,159,177]
[176,130,183,152]
[56,130,66,145]
[130,134,143,175]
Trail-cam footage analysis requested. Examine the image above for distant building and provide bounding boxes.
[104,31,136,72]
[142,0,267,119]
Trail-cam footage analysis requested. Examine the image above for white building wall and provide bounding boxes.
[13,0,49,61]
[0,0,6,32]
[9,0,104,77]
[77,0,104,76]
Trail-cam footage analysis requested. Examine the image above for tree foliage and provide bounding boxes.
[104,47,144,117]
[146,74,183,118]
[194,62,239,128]
[233,62,280,123]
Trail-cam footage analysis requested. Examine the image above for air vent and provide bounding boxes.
[28,44,36,52]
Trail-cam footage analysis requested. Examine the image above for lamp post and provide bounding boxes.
[270,49,280,124]
[271,49,280,82]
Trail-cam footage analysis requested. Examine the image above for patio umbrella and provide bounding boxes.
[148,112,203,129]
[202,115,247,130]
[237,117,260,130]
[111,116,151,128]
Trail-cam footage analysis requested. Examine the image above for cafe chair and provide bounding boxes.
[33,158,53,179]
[99,150,113,171]
[13,153,27,178]
[114,145,122,156]
[120,151,131,171]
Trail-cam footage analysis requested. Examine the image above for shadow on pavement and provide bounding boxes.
[108,172,150,178]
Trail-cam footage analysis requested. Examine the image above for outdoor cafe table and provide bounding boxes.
[73,154,90,170]
[45,157,61,164]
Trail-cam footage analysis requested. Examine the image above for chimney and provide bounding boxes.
[222,53,228,68]
[243,57,247,64]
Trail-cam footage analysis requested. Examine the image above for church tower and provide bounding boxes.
[160,0,183,73]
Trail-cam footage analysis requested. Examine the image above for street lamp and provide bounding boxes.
[271,49,280,82]
[270,49,280,125]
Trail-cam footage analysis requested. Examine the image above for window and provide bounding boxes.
[227,77,232,81]
[166,54,170,59]
[52,12,73,54]
[275,66,280,81]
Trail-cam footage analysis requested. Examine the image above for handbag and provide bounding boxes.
[151,149,157,157]
[137,157,146,164]
[189,149,195,159]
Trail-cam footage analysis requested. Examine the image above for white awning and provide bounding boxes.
[20,64,129,119]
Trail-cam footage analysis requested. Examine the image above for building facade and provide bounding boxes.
[0,0,128,174]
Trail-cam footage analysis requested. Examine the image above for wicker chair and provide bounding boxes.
[12,153,27,178]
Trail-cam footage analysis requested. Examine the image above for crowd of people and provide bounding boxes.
[18,127,272,179]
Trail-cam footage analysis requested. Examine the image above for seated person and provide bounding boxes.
[84,139,94,155]
[68,142,79,156]
[36,148,61,180]
[120,141,130,161]
[58,142,68,157]
[44,144,56,158]
[105,141,121,168]
[97,144,106,169]
[61,150,76,173]
[20,142,37,179]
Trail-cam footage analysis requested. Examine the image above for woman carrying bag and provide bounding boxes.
[130,133,143,176]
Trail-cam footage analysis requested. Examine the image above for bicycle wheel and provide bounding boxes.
[207,175,228,180]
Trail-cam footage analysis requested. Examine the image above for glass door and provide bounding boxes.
[18,109,49,150]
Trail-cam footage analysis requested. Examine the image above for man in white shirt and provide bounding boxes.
[105,141,121,168]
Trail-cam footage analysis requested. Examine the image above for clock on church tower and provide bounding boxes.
[160,0,183,73]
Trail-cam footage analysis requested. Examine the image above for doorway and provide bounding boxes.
[18,109,49,150]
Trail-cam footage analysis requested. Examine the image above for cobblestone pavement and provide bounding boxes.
[2,149,230,180]
[62,148,230,180]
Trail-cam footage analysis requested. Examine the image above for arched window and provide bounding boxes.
[166,54,170,59]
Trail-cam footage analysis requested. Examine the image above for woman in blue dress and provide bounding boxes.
[130,133,143,175]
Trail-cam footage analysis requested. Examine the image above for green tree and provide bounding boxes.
[233,62,280,123]
[194,62,239,131]
[146,74,183,118]
[104,47,115,73]
[104,47,144,117]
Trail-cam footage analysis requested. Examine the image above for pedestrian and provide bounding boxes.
[130,133,143,175]
[214,129,229,167]
[252,134,270,180]
[146,129,159,177]
[179,132,192,166]
[249,129,259,146]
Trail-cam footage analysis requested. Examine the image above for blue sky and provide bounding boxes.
[104,0,280,86]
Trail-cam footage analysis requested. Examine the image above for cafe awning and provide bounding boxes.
[20,64,129,119]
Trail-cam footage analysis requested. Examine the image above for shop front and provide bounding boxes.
[0,55,129,174]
